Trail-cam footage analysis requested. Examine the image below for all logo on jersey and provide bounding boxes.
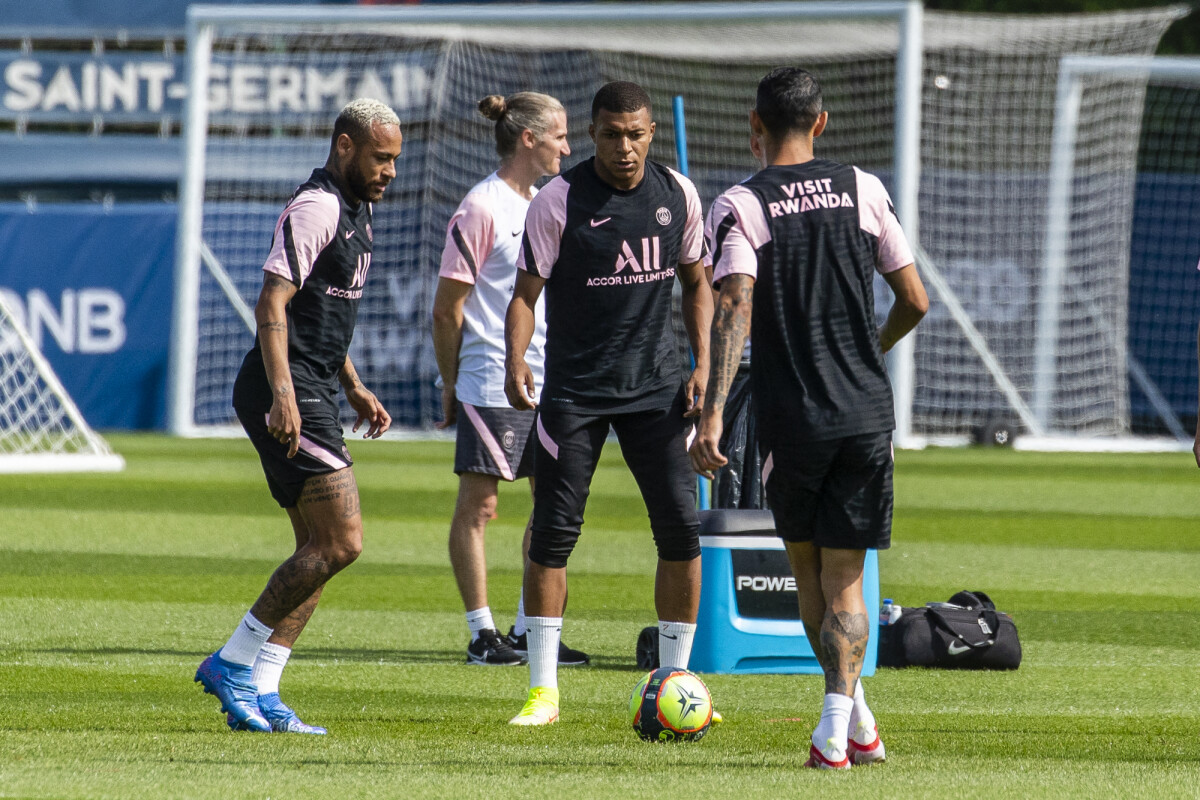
[326,252,371,300]
[586,237,675,287]
[655,206,672,226]
[615,237,660,274]
[351,253,371,288]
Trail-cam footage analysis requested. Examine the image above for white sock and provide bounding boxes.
[465,606,496,641]
[513,593,527,638]
[658,620,697,669]
[812,693,854,756]
[251,642,291,696]
[848,679,878,744]
[526,616,561,690]
[218,612,273,667]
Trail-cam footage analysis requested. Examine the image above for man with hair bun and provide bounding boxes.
[433,91,587,667]
[505,80,713,726]
[194,98,402,735]
[691,67,928,768]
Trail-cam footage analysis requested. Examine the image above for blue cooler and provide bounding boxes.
[688,509,879,675]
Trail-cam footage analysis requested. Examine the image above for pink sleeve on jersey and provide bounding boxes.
[668,168,707,264]
[439,192,495,284]
[262,189,340,287]
[517,176,568,279]
[708,185,770,285]
[854,166,914,274]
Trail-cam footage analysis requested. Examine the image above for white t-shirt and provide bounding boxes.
[438,172,547,407]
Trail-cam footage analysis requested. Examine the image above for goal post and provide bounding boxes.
[170,2,1185,450]
[168,0,925,438]
[0,292,125,474]
[1038,54,1200,445]
[910,6,1184,448]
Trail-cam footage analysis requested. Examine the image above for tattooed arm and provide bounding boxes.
[689,273,754,478]
[256,274,301,457]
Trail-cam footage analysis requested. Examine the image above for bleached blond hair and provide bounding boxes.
[330,98,401,149]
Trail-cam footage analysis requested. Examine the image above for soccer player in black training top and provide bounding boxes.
[691,68,928,768]
[194,99,401,735]
[504,81,713,725]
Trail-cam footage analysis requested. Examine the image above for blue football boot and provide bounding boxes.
[254,692,328,734]
[194,652,270,733]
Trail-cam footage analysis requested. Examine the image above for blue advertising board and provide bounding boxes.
[0,203,175,430]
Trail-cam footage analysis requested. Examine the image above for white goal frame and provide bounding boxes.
[168,0,925,440]
[1036,55,1200,449]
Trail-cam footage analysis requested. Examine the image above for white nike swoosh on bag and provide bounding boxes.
[947,641,972,656]
[589,217,612,227]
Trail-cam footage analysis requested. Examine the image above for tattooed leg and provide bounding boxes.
[263,507,325,649]
[815,548,869,697]
[250,468,364,628]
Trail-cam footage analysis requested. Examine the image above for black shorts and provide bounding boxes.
[762,431,893,550]
[235,400,353,509]
[453,402,536,480]
[529,388,700,568]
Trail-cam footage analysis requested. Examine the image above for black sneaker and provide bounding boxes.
[506,626,590,666]
[467,629,525,666]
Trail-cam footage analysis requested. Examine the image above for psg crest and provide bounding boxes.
[655,207,671,226]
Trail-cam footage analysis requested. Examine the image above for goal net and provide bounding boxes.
[172,2,1184,449]
[914,9,1186,446]
[1038,55,1200,445]
[0,292,124,473]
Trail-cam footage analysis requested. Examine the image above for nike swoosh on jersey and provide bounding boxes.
[589,217,612,227]
[344,230,355,239]
[511,230,522,237]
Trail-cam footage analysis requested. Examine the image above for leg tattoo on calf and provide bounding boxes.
[259,553,335,620]
[270,586,324,646]
[819,610,869,696]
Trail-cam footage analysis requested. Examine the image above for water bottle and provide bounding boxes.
[881,598,901,626]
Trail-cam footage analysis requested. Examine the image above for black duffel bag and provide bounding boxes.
[878,590,1021,670]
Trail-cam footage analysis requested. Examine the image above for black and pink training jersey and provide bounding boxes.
[234,168,374,410]
[519,158,706,413]
[705,159,913,444]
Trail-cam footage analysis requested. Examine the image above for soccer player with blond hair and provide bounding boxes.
[433,91,587,667]
[194,98,401,734]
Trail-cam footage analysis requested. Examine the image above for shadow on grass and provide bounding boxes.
[19,646,646,672]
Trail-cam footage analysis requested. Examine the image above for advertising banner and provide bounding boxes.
[0,203,175,430]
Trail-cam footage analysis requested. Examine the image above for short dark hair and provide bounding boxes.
[591,81,652,121]
[756,67,822,138]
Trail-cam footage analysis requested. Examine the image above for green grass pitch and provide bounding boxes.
[2,434,1199,798]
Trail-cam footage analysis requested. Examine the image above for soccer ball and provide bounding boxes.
[628,667,713,742]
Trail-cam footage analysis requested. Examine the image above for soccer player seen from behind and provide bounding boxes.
[432,91,588,667]
[194,99,402,735]
[690,67,928,767]
[505,81,714,726]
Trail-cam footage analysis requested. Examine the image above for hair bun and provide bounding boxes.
[478,95,507,121]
